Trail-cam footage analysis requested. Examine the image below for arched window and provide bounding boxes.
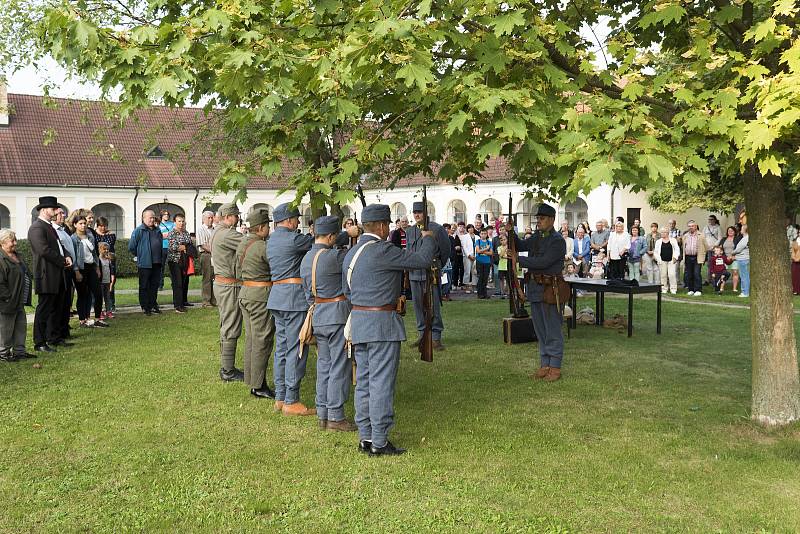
[478,198,502,225]
[340,205,353,221]
[204,202,223,215]
[91,203,125,235]
[390,202,407,223]
[31,203,69,224]
[0,203,10,228]
[447,199,466,224]
[516,198,537,232]
[249,203,273,220]
[301,205,313,233]
[560,198,589,233]
[144,202,185,221]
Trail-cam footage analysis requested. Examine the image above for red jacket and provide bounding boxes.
[709,254,733,275]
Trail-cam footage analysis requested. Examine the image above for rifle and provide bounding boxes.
[420,185,434,363]
[506,193,529,318]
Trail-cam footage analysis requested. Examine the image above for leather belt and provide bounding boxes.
[315,295,346,304]
[242,280,273,287]
[273,277,303,285]
[214,275,241,285]
[352,304,395,312]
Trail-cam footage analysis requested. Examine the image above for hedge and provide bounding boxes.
[14,238,139,278]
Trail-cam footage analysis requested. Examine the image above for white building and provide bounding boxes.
[0,82,733,238]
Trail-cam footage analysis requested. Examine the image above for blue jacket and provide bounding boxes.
[572,235,591,262]
[71,233,100,271]
[129,224,161,268]
[627,236,648,261]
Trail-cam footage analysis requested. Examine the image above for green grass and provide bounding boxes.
[2,299,800,532]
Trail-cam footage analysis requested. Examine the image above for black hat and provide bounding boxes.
[412,201,425,212]
[34,196,59,211]
[535,203,556,218]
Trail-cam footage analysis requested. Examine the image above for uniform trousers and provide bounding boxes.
[215,282,242,371]
[239,298,275,388]
[354,340,400,449]
[410,280,443,340]
[271,310,309,404]
[314,324,351,422]
[33,292,60,347]
[530,301,564,369]
[199,252,216,305]
[0,309,26,358]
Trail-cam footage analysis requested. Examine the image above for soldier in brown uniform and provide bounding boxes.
[236,208,276,398]
[212,203,244,382]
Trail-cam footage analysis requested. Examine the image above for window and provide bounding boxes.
[447,199,466,224]
[301,205,313,233]
[391,202,407,223]
[559,198,589,232]
[146,146,166,159]
[626,208,641,232]
[0,203,9,228]
[144,202,185,222]
[516,198,537,231]
[478,198,502,225]
[91,203,125,235]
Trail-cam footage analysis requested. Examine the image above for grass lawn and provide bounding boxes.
[1,298,799,531]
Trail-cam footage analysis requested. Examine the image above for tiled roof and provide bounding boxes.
[0,93,512,190]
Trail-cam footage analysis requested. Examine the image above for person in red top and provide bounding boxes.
[709,245,733,294]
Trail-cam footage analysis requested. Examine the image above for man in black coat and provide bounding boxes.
[27,196,71,352]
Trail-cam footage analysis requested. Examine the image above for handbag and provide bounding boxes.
[299,249,326,354]
[186,255,195,276]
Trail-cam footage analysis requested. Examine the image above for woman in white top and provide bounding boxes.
[606,222,630,280]
[653,227,681,294]
[459,224,477,293]
[70,216,109,328]
[561,227,574,272]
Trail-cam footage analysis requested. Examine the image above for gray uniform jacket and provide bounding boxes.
[404,221,451,282]
[267,226,314,312]
[300,243,350,326]
[512,230,566,303]
[342,234,436,344]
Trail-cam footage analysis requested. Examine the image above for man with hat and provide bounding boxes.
[211,203,245,381]
[404,201,451,350]
[343,204,436,456]
[237,207,276,399]
[300,215,360,431]
[506,203,567,382]
[267,203,317,415]
[27,196,72,352]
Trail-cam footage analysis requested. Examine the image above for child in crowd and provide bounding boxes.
[709,244,733,294]
[565,263,577,277]
[590,250,607,279]
[496,235,508,298]
[98,242,116,319]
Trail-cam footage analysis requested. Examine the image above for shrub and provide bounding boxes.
[14,237,139,278]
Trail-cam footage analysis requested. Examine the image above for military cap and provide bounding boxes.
[535,203,557,218]
[273,202,300,223]
[219,203,240,217]
[361,204,391,223]
[412,201,425,212]
[247,208,271,227]
[314,215,340,235]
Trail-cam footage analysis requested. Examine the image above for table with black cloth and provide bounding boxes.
[565,277,662,338]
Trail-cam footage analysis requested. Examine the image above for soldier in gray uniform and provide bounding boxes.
[212,203,244,382]
[507,203,567,381]
[343,204,436,456]
[236,208,276,399]
[300,216,360,432]
[405,201,451,350]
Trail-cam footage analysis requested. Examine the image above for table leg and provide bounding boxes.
[627,292,633,338]
[595,291,601,325]
[571,287,577,329]
[600,292,606,324]
[657,289,662,334]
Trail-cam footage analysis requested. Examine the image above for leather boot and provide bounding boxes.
[544,368,561,382]
[326,419,358,432]
[273,400,285,413]
[432,340,445,351]
[282,402,317,416]
[533,366,550,379]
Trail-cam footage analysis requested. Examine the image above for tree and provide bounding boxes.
[6,0,799,424]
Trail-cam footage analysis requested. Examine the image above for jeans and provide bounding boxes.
[492,263,501,294]
[442,261,453,296]
[76,266,103,320]
[738,259,751,295]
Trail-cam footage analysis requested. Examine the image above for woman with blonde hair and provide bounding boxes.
[0,229,34,362]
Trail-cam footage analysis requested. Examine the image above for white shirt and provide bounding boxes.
[607,231,630,260]
[196,224,215,252]
[48,220,65,256]
[81,237,95,264]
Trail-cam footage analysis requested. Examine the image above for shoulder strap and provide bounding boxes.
[347,240,378,287]
[311,249,327,297]
[238,238,261,268]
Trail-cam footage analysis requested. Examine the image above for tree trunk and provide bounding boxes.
[743,164,800,426]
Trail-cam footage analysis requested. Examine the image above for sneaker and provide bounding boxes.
[82,320,97,328]
[693,292,701,296]
[739,293,749,298]
[175,307,186,314]
[686,291,695,296]
[95,320,110,327]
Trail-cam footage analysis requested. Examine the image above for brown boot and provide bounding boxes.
[273,400,285,413]
[282,402,317,416]
[533,366,550,379]
[326,419,358,432]
[544,368,561,382]
[433,340,445,351]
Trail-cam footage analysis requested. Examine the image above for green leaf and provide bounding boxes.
[621,82,644,100]
[474,93,503,114]
[491,10,526,37]
[640,3,686,28]
[338,159,358,181]
[584,159,621,187]
[119,47,142,64]
[496,116,528,140]
[705,139,730,157]
[131,25,158,44]
[226,50,255,69]
[417,0,432,17]
[445,111,470,135]
[149,76,180,99]
[73,20,97,48]
[638,153,674,182]
[745,18,776,42]
[477,139,503,161]
[203,9,230,31]
[744,122,776,151]
[396,62,434,91]
[757,155,782,176]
